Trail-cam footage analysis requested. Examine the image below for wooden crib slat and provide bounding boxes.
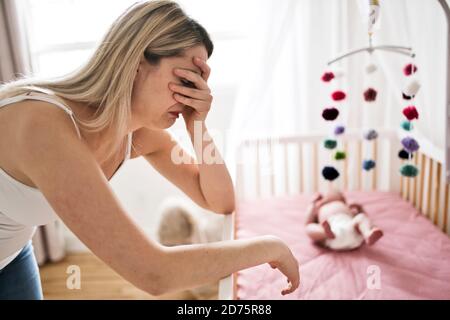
[343,142,348,190]
[372,140,378,191]
[357,140,362,190]
[444,183,449,234]
[418,153,426,213]
[406,176,411,201]
[298,142,304,193]
[426,157,434,218]
[434,162,442,226]
[284,144,289,195]
[255,141,261,198]
[312,143,318,192]
[412,154,419,207]
[269,142,275,196]
[400,163,404,197]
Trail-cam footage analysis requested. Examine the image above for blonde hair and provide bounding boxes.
[0,0,213,160]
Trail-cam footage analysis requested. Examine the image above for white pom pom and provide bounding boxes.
[403,79,421,97]
[365,63,378,74]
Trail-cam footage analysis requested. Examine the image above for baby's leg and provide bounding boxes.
[353,214,383,245]
[306,223,329,242]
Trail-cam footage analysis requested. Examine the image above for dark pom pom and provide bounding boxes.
[322,108,340,121]
[364,88,378,102]
[398,149,413,160]
[363,160,376,171]
[403,106,419,121]
[322,72,335,82]
[322,166,340,181]
[332,91,346,101]
[400,164,419,177]
[404,64,418,76]
[324,139,337,150]
[402,93,414,100]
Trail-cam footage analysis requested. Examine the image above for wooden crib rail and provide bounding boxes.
[402,152,450,234]
[235,130,450,235]
[235,129,397,198]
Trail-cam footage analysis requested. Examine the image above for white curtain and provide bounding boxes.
[227,0,448,193]
[0,0,66,265]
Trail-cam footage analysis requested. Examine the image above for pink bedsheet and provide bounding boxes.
[235,191,450,300]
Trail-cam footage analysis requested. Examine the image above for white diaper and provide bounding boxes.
[324,213,364,251]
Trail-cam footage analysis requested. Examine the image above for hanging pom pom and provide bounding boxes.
[400,164,419,178]
[401,137,420,153]
[404,64,418,76]
[335,151,347,161]
[364,88,378,102]
[402,106,419,121]
[322,107,340,121]
[364,129,379,141]
[366,63,378,74]
[403,93,413,100]
[332,91,346,101]
[321,72,335,82]
[363,160,376,171]
[324,139,337,150]
[403,79,421,98]
[398,149,413,160]
[401,121,413,131]
[334,125,346,136]
[322,166,340,181]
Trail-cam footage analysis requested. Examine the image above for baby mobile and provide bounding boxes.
[319,0,421,187]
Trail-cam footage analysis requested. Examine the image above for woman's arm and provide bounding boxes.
[17,104,299,296]
[140,127,234,215]
[186,120,235,214]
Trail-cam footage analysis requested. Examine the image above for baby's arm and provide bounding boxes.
[305,193,322,224]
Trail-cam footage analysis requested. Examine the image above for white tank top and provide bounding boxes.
[0,92,132,270]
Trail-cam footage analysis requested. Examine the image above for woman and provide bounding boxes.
[0,0,300,299]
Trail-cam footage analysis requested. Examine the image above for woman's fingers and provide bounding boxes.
[173,93,211,113]
[194,57,211,81]
[169,83,212,102]
[173,68,209,91]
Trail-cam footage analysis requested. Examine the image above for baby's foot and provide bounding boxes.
[366,228,383,246]
[321,220,335,239]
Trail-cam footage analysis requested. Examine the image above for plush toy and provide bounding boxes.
[332,90,347,101]
[305,190,384,251]
[364,88,378,102]
[322,166,340,181]
[322,107,340,121]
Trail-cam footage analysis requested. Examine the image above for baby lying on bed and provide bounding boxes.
[305,190,383,251]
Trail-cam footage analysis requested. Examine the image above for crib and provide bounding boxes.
[218,128,450,300]
[218,0,450,300]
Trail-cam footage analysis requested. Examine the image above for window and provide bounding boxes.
[20,0,257,87]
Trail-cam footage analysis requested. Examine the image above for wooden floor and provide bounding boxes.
[40,252,218,300]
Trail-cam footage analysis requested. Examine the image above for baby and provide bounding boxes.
[305,190,383,250]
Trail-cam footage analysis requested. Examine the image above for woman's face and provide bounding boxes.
[131,45,209,130]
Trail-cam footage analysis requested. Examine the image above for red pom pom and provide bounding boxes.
[403,106,419,121]
[404,64,418,76]
[322,72,335,82]
[332,90,346,101]
[364,88,378,102]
